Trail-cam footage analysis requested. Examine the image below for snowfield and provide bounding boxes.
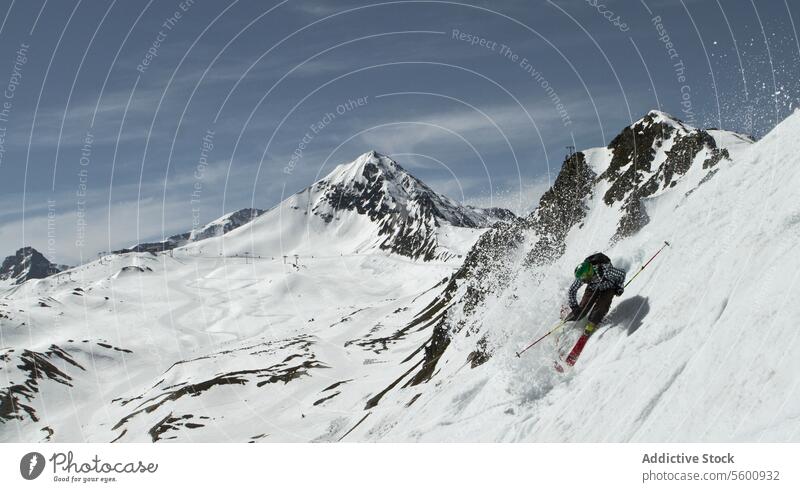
[1,111,798,443]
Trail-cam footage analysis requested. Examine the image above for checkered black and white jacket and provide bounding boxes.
[567,262,626,311]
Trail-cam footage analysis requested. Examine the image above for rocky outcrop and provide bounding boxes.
[600,112,685,205]
[0,247,64,284]
[405,219,528,387]
[109,334,325,442]
[526,151,597,266]
[0,345,85,423]
[605,112,732,241]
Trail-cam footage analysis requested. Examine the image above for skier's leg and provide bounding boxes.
[574,289,597,321]
[586,289,615,330]
[566,291,615,366]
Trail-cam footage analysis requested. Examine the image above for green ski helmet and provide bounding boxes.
[574,261,594,281]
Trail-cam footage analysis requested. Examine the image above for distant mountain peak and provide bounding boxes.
[315,151,510,227]
[302,152,515,260]
[175,152,517,263]
[0,246,65,284]
[638,109,689,128]
[189,208,265,242]
[322,150,404,189]
[113,207,265,255]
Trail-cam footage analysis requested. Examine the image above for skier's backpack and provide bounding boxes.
[584,252,611,266]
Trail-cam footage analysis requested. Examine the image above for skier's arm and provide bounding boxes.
[567,278,582,310]
[595,266,626,291]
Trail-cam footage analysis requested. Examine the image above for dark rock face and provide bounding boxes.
[1,341,132,426]
[0,247,63,284]
[600,112,682,206]
[316,170,439,260]
[354,216,531,409]
[605,114,731,241]
[311,151,515,261]
[526,152,597,266]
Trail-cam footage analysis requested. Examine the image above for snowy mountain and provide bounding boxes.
[112,232,191,255]
[312,150,515,232]
[188,208,265,241]
[0,247,66,285]
[184,151,515,261]
[2,111,797,443]
[113,208,265,254]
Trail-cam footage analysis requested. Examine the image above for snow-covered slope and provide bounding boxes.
[186,151,514,261]
[2,112,796,443]
[0,250,455,441]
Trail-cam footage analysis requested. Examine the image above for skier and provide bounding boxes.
[560,253,626,365]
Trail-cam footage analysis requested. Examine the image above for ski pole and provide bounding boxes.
[624,240,670,288]
[516,319,565,357]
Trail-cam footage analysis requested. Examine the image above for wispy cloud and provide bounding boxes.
[355,99,550,155]
[355,89,626,157]
[289,1,364,17]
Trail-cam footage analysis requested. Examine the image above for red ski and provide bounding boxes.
[565,333,590,366]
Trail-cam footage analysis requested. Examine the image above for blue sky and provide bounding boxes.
[0,0,798,264]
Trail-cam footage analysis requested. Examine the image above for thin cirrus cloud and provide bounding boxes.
[355,89,634,157]
[356,101,555,155]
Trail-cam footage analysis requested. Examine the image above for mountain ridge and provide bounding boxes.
[112,207,266,255]
[183,151,515,262]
